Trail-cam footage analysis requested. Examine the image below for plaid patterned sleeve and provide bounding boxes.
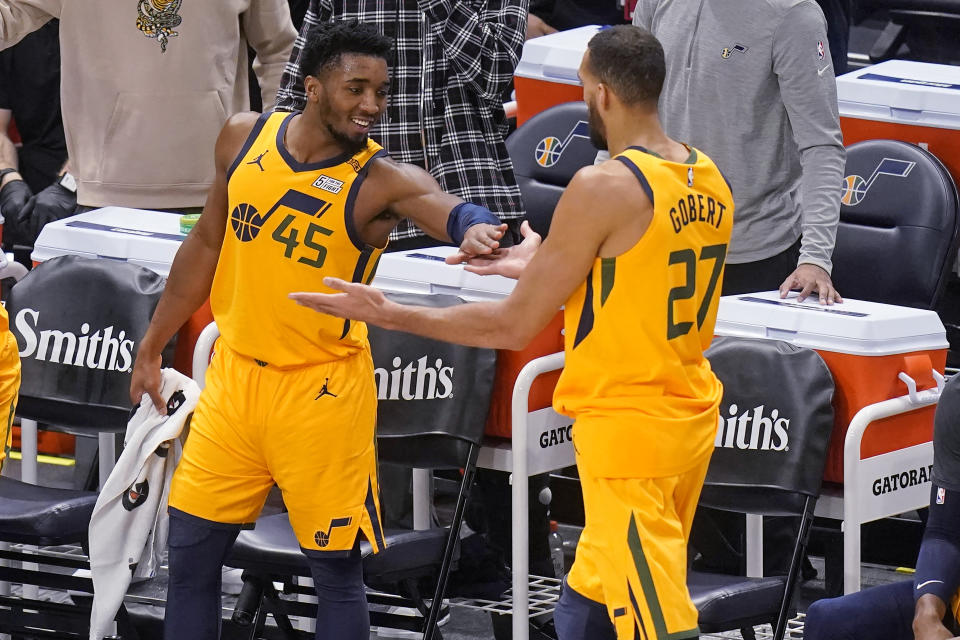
[419,0,528,105]
[274,0,329,112]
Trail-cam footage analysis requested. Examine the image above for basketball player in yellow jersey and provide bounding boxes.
[128,20,506,640]
[293,25,734,640]
[0,304,20,470]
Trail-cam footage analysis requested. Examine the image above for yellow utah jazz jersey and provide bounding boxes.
[211,111,387,367]
[554,146,734,478]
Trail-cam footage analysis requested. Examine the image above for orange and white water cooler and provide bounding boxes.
[837,60,960,186]
[514,25,599,126]
[714,291,947,483]
[372,246,564,439]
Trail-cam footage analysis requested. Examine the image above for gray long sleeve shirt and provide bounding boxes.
[632,0,845,272]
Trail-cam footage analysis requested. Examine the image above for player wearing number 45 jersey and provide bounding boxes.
[293,25,734,640]
[129,20,506,640]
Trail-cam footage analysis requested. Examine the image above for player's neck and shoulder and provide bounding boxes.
[215,111,266,171]
[571,137,691,228]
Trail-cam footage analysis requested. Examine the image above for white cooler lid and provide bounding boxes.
[715,290,947,355]
[372,246,516,302]
[837,60,960,130]
[32,206,185,277]
[514,25,600,85]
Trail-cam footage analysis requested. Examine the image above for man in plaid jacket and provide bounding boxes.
[276,0,528,250]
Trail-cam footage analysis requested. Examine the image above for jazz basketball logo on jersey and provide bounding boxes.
[535,121,591,168]
[315,517,352,547]
[841,157,915,206]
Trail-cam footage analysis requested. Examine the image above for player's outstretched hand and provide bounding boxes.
[447,223,507,265]
[450,220,542,280]
[129,351,165,413]
[290,278,392,326]
[779,263,842,305]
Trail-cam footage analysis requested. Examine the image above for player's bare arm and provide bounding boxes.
[459,220,542,279]
[352,156,507,256]
[129,112,258,410]
[291,165,644,350]
[457,159,652,279]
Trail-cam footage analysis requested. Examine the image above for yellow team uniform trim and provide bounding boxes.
[0,305,20,470]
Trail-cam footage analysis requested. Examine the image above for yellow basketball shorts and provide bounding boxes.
[169,340,384,555]
[566,451,711,640]
[0,332,20,470]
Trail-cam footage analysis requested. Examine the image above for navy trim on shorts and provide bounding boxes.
[168,506,253,531]
[226,111,271,182]
[364,477,385,551]
[301,545,354,559]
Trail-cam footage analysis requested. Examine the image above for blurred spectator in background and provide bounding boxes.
[0,19,69,258]
[0,0,296,221]
[275,0,527,251]
[528,0,628,38]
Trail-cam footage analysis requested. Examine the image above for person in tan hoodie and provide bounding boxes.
[0,0,296,212]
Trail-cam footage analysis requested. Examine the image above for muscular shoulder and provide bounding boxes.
[364,155,434,201]
[568,161,651,215]
[215,111,265,168]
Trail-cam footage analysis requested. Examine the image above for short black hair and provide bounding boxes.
[585,25,665,107]
[299,19,394,80]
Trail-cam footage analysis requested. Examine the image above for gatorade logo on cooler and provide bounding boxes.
[15,308,135,373]
[872,465,933,496]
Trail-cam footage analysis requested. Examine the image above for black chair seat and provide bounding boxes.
[226,513,452,585]
[0,476,97,545]
[689,571,788,630]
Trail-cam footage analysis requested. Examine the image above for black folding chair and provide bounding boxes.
[832,138,960,309]
[223,293,497,639]
[690,337,835,640]
[506,101,601,238]
[0,255,165,639]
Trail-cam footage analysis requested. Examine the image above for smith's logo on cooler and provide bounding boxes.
[15,308,135,372]
[715,404,790,451]
[375,356,453,400]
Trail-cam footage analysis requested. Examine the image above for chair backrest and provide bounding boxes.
[870,0,960,63]
[832,139,960,309]
[701,337,835,516]
[367,292,497,470]
[6,255,166,431]
[506,101,601,237]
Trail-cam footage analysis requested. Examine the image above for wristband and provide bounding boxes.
[446,202,501,245]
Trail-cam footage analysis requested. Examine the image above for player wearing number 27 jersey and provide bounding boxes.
[289,25,734,640]
[555,144,733,640]
[553,144,733,478]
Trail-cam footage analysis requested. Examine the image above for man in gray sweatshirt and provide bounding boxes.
[631,0,845,305]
